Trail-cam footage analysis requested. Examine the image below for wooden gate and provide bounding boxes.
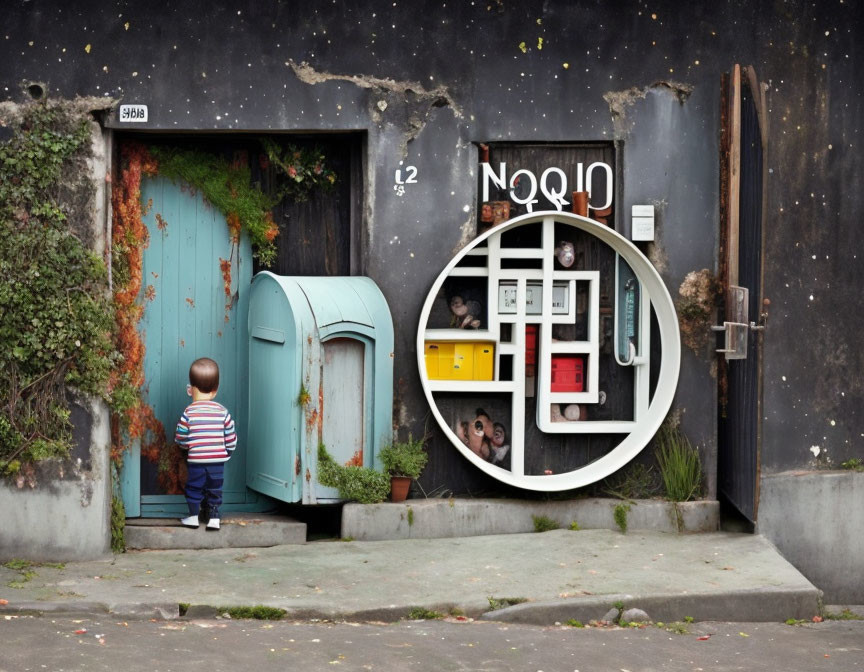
[717,65,768,523]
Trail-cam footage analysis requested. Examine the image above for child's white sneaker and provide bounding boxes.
[180,515,200,528]
[206,518,220,531]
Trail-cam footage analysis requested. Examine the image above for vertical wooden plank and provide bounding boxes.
[727,65,742,291]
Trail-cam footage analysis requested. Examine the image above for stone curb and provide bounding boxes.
[478,587,824,625]
[1,585,820,625]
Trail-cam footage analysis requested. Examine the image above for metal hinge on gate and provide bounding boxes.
[711,286,765,360]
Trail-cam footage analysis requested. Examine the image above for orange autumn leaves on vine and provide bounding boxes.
[110,143,182,493]
[109,145,164,463]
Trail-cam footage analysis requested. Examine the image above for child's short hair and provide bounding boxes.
[189,357,219,393]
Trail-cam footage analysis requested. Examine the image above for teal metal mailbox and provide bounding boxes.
[246,272,394,504]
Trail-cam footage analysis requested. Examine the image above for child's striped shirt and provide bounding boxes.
[175,400,237,464]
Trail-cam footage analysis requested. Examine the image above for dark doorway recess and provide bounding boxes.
[264,134,365,277]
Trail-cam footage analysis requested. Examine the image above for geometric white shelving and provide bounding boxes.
[417,211,680,491]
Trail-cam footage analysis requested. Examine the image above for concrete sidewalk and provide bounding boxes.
[0,530,821,624]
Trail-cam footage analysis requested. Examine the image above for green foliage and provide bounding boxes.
[785,618,807,626]
[150,146,279,265]
[532,514,559,532]
[683,616,694,624]
[566,619,585,627]
[179,603,190,617]
[2,558,55,588]
[297,383,311,407]
[406,607,444,620]
[406,607,444,621]
[260,138,337,204]
[487,596,527,611]
[662,621,690,635]
[220,605,287,620]
[569,520,581,531]
[612,600,625,610]
[111,495,126,554]
[841,458,864,472]
[825,608,863,621]
[407,506,414,526]
[0,104,118,471]
[378,434,428,478]
[613,504,631,533]
[655,423,703,501]
[317,443,390,504]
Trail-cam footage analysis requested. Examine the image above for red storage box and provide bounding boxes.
[525,325,538,365]
[551,356,584,392]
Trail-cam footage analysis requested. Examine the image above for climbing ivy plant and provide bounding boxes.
[0,104,117,478]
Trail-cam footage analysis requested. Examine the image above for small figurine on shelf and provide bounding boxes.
[490,422,510,468]
[462,408,493,460]
[555,240,576,268]
[550,404,565,422]
[563,404,587,421]
[449,295,482,329]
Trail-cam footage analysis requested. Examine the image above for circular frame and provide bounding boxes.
[416,211,681,491]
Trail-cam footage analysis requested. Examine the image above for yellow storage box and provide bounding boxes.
[425,341,494,380]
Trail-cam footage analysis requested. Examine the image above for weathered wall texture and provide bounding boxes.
[1,1,861,516]
[0,398,112,561]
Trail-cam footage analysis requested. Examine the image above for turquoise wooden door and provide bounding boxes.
[121,175,258,516]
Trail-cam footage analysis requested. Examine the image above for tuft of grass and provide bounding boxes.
[487,596,528,611]
[684,616,694,624]
[655,423,703,501]
[825,608,864,621]
[220,605,287,620]
[407,506,414,526]
[179,603,190,616]
[840,458,864,472]
[406,607,443,620]
[785,618,807,626]
[613,504,630,533]
[532,515,559,532]
[449,607,465,617]
[569,520,581,531]
[662,621,690,635]
[566,619,584,627]
[3,559,33,571]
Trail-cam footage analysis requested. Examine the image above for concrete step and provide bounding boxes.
[125,514,306,550]
[342,498,719,540]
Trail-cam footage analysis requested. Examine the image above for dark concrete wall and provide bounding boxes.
[2,0,861,494]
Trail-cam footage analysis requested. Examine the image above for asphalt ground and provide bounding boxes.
[2,615,863,672]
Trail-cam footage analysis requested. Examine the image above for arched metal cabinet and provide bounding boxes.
[416,211,681,492]
[247,272,394,504]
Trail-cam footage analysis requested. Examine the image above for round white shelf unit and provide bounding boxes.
[416,211,681,491]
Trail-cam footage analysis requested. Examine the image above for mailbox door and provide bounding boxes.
[315,337,367,501]
[246,278,302,503]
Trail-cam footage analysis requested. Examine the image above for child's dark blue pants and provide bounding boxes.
[185,463,224,518]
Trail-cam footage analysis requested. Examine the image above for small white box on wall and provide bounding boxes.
[631,204,655,242]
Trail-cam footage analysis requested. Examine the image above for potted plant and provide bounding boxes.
[378,434,428,502]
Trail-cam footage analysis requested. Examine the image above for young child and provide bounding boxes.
[175,357,236,531]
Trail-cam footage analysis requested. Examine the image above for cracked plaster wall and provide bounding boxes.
[1,0,862,503]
